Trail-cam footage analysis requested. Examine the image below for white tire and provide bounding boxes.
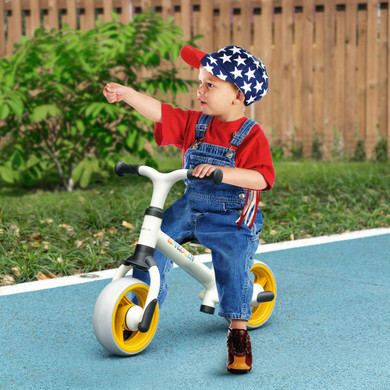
[93,277,159,356]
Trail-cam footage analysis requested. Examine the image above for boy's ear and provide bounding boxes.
[234,89,246,105]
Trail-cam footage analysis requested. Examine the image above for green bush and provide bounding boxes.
[374,136,388,162]
[291,140,303,160]
[270,146,283,162]
[353,139,366,162]
[0,11,196,191]
[312,132,323,160]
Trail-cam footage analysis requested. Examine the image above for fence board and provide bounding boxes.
[11,0,22,51]
[42,4,50,31]
[141,0,153,11]
[301,0,314,157]
[282,0,294,150]
[232,7,242,48]
[313,5,325,146]
[0,0,389,160]
[357,4,367,144]
[293,4,303,150]
[344,0,357,155]
[0,0,5,57]
[48,0,59,29]
[217,0,231,48]
[199,0,214,53]
[103,0,114,22]
[174,0,192,109]
[379,3,388,140]
[177,0,190,39]
[335,4,346,157]
[30,0,41,33]
[388,0,390,156]
[366,0,379,158]
[190,3,202,108]
[161,0,169,17]
[322,0,335,159]
[239,0,251,49]
[119,0,131,24]
[273,6,283,143]
[253,0,273,132]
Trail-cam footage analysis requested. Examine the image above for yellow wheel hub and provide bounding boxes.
[248,262,276,328]
[112,283,159,354]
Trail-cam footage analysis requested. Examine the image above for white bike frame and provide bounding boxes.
[112,165,265,320]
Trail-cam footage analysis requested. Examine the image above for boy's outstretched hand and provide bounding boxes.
[102,83,162,123]
[103,82,127,103]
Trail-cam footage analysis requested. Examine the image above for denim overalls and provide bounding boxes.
[133,114,264,321]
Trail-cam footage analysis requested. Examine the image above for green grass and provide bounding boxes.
[1,160,389,285]
[260,161,389,241]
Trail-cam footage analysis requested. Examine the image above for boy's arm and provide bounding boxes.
[103,83,162,123]
[192,164,268,191]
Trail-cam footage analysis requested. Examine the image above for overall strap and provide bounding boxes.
[225,118,257,159]
[230,118,257,148]
[195,114,214,139]
[228,118,260,230]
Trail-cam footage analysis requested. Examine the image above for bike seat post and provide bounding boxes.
[113,165,187,282]
[138,170,177,248]
[124,167,188,270]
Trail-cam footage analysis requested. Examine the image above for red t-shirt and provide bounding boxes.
[155,104,275,190]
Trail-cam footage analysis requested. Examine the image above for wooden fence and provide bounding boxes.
[1,0,390,159]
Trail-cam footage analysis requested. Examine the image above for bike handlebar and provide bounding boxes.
[114,161,141,177]
[114,161,223,185]
[186,168,223,185]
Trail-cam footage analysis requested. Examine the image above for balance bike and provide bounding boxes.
[93,162,276,356]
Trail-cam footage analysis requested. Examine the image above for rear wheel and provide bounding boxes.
[247,260,276,329]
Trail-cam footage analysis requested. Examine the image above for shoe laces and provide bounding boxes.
[227,328,251,355]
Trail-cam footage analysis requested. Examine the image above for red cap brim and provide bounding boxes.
[180,45,207,69]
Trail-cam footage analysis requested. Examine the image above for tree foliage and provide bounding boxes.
[0,12,195,190]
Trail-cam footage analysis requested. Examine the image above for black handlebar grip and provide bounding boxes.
[114,161,142,177]
[187,168,223,185]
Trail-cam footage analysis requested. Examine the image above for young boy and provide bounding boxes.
[104,44,275,374]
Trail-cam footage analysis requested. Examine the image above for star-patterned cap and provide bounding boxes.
[180,44,269,106]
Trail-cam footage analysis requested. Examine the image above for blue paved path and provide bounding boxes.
[1,234,390,390]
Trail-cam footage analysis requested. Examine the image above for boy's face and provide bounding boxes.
[197,66,244,122]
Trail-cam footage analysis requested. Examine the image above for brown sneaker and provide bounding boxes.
[226,328,252,374]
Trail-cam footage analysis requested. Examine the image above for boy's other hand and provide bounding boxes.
[192,164,219,179]
[103,82,127,103]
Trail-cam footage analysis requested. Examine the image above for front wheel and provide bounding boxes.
[247,260,277,329]
[93,277,159,356]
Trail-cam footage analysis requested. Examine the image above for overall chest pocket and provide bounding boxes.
[187,151,235,169]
